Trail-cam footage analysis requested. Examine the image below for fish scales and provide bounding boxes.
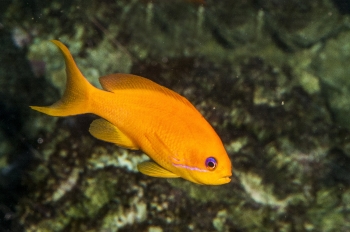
[30,40,232,185]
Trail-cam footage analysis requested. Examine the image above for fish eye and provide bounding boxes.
[205,157,217,171]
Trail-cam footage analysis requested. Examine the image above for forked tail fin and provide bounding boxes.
[30,40,94,116]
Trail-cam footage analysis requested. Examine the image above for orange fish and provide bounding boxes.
[30,40,232,185]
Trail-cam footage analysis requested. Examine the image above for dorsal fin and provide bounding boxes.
[99,73,197,110]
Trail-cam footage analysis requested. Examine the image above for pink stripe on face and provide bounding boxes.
[172,163,208,172]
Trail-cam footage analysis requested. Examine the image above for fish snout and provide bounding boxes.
[219,172,232,183]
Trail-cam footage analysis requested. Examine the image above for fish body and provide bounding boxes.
[30,40,232,185]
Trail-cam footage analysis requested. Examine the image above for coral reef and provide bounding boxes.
[1,0,350,231]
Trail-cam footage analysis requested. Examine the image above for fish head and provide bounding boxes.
[173,146,232,185]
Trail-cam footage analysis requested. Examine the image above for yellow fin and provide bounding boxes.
[99,73,197,111]
[138,161,180,178]
[30,40,93,116]
[89,119,139,150]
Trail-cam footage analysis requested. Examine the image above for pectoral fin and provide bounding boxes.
[137,161,180,178]
[144,133,181,162]
[89,119,139,150]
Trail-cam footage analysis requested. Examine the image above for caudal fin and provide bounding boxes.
[30,40,94,116]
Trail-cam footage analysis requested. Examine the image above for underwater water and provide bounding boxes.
[1,0,350,231]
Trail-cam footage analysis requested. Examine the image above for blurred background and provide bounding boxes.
[1,0,350,231]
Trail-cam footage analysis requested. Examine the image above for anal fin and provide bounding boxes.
[138,161,179,178]
[89,118,139,150]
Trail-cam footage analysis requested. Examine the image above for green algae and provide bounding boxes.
[315,30,350,129]
[32,216,70,232]
[83,173,118,217]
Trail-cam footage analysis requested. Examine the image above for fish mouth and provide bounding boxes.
[219,174,232,183]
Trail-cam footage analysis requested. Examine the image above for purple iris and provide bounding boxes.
[205,157,217,170]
